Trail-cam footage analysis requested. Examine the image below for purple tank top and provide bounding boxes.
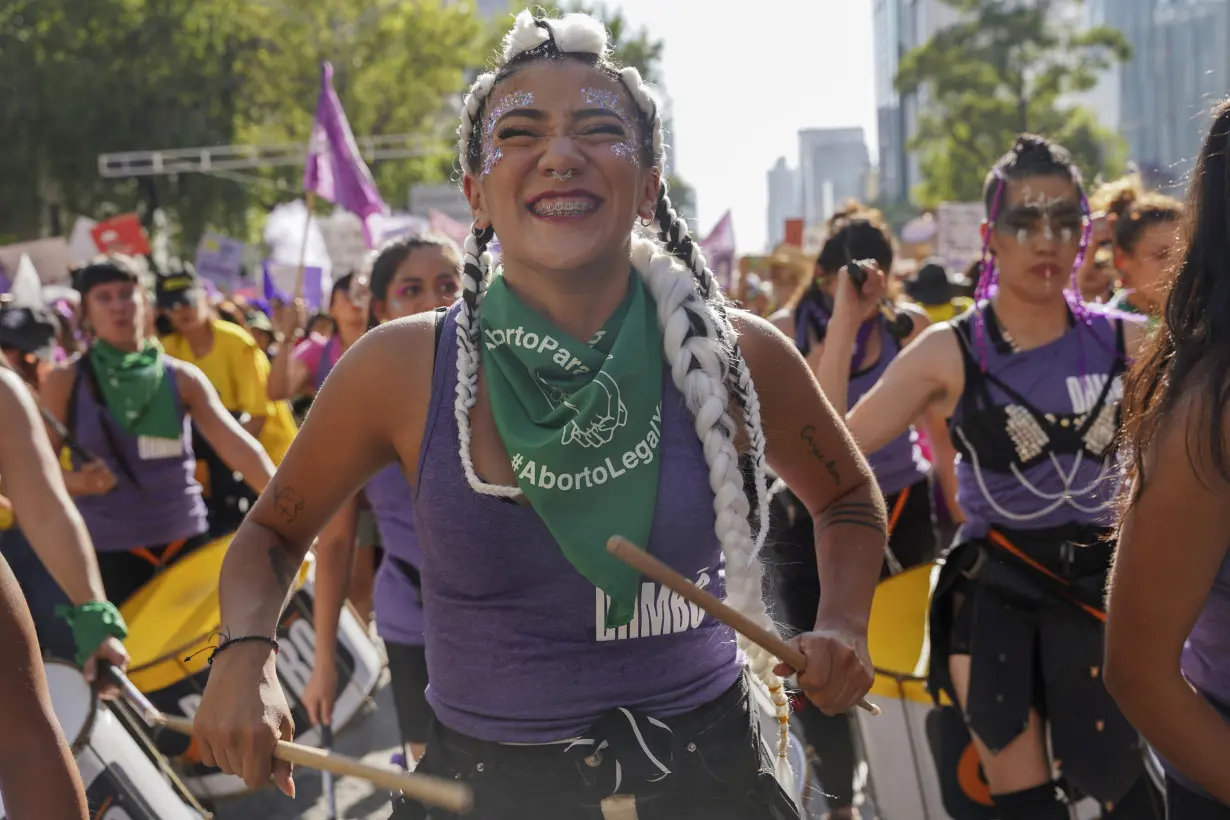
[950,304,1135,536]
[412,303,740,743]
[366,463,425,647]
[849,319,931,495]
[1183,551,1230,705]
[71,357,208,552]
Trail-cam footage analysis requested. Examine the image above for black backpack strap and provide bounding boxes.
[78,349,143,489]
[433,306,448,357]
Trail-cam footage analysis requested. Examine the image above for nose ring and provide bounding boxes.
[550,170,575,182]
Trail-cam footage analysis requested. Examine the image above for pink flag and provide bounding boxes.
[699,211,736,294]
[429,209,472,248]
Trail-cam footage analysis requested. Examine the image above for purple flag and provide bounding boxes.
[303,62,388,248]
[263,261,326,311]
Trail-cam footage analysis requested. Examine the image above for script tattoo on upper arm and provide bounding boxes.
[816,499,887,535]
[801,425,841,486]
[273,485,305,523]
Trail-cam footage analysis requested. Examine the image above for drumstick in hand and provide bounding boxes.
[607,536,880,716]
[103,665,473,813]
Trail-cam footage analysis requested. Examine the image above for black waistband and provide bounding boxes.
[432,673,749,766]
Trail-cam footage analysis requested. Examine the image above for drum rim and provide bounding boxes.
[43,657,99,753]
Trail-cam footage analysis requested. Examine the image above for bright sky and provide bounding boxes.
[608,0,878,254]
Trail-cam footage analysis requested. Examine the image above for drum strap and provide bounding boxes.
[887,484,911,533]
[985,529,1107,623]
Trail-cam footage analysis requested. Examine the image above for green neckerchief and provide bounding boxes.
[480,270,664,628]
[89,338,181,439]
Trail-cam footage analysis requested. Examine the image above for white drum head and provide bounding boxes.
[43,659,95,747]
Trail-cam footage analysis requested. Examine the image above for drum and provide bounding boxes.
[860,562,1105,820]
[120,535,382,800]
[0,660,202,819]
[854,562,954,820]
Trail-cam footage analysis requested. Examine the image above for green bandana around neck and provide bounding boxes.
[480,270,664,628]
[89,338,181,440]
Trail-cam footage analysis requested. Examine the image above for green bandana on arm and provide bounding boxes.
[480,271,664,628]
[88,339,181,440]
[55,600,129,667]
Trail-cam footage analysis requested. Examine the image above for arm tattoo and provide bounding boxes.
[816,499,886,535]
[267,545,300,590]
[273,485,305,523]
[800,425,841,485]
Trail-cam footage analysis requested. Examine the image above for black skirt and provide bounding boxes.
[927,522,1146,806]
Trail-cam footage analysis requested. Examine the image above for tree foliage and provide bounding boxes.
[895,0,1131,207]
[0,0,487,249]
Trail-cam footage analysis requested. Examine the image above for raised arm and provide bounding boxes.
[736,312,884,714]
[1105,394,1230,806]
[192,315,436,793]
[815,267,963,454]
[177,365,275,494]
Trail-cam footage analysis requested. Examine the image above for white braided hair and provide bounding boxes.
[453,9,789,778]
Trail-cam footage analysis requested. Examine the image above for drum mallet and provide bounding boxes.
[103,666,474,813]
[607,536,881,716]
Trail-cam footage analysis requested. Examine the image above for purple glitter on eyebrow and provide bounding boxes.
[582,87,643,166]
[582,87,623,111]
[480,91,535,178]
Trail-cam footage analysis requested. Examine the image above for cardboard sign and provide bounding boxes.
[91,214,151,257]
[936,203,985,273]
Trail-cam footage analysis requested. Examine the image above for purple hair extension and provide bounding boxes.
[973,173,1006,371]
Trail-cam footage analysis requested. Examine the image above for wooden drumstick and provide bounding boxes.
[607,536,881,717]
[104,666,473,813]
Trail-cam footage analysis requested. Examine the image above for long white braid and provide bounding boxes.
[453,8,792,780]
[616,64,771,555]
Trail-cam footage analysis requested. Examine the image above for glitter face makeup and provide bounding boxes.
[481,91,535,178]
[582,87,642,167]
[998,198,1083,246]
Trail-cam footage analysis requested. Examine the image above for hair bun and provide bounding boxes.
[502,10,551,61]
[503,10,609,62]
[544,13,609,57]
[1011,132,1074,169]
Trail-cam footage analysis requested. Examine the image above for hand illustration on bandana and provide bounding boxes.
[560,371,628,449]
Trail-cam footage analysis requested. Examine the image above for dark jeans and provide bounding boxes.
[389,675,800,820]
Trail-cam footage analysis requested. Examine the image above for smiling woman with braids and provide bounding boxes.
[815,135,1162,819]
[190,11,884,819]
[1106,102,1230,816]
